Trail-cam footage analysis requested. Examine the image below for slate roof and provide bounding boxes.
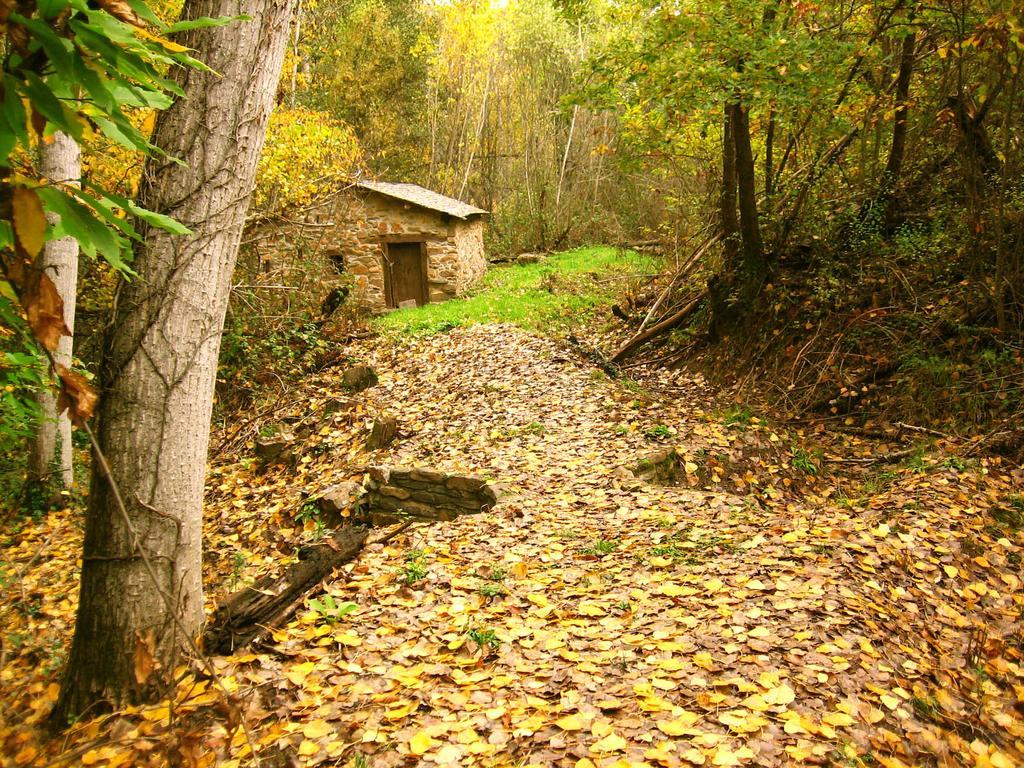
[356,181,488,220]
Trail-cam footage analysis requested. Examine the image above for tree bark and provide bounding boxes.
[29,132,80,490]
[719,106,740,263]
[883,32,916,184]
[54,0,295,722]
[882,31,916,228]
[731,102,767,301]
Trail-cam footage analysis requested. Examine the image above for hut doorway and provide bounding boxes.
[384,241,428,308]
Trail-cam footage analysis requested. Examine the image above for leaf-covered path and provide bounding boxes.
[220,324,1022,767]
[2,324,1022,767]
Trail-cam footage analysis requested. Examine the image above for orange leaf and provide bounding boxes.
[24,269,69,351]
[133,629,158,684]
[57,364,99,424]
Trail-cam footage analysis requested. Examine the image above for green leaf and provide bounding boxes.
[165,14,250,34]
[36,187,130,270]
[18,72,83,141]
[37,0,70,20]
[89,184,190,235]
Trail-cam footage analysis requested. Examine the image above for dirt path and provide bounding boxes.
[239,324,1020,767]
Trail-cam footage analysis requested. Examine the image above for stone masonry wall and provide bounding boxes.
[452,218,487,294]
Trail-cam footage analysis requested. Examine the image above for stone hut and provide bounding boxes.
[338,181,488,310]
[240,181,487,315]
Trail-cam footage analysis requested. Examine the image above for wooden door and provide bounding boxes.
[385,242,427,308]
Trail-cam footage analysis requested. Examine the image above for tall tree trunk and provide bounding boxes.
[719,106,739,262]
[764,106,775,200]
[731,102,767,301]
[29,132,80,490]
[882,31,916,228]
[709,106,741,339]
[883,32,916,184]
[53,0,295,722]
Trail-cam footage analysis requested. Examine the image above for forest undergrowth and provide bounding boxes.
[604,216,1024,460]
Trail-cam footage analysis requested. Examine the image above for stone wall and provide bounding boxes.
[240,188,487,314]
[364,466,498,523]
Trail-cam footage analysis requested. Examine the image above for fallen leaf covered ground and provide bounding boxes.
[2,323,1023,768]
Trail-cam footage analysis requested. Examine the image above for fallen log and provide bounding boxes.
[204,525,369,654]
[611,290,708,363]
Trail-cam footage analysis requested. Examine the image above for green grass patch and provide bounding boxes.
[373,246,659,335]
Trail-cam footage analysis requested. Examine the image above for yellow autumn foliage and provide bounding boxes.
[252,106,362,215]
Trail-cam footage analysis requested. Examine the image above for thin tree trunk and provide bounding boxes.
[555,103,578,212]
[54,0,294,722]
[764,106,775,200]
[731,102,767,299]
[883,31,916,185]
[289,0,303,107]
[458,66,493,200]
[720,106,739,262]
[29,132,80,490]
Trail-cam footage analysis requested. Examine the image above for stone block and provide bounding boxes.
[366,415,399,451]
[255,429,294,465]
[342,365,378,392]
[317,481,363,517]
[410,468,446,483]
[446,475,486,493]
[378,484,411,500]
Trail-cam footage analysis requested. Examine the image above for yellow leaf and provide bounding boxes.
[785,741,816,761]
[334,630,361,646]
[822,712,855,727]
[303,719,333,739]
[590,732,627,753]
[693,651,715,670]
[658,711,700,735]
[135,27,190,53]
[880,694,900,710]
[385,702,416,721]
[298,740,320,756]
[660,583,692,597]
[865,707,885,724]
[718,709,768,733]
[409,731,437,756]
[284,660,316,685]
[783,715,809,735]
[711,745,749,766]
[943,565,959,578]
[434,744,462,763]
[12,187,46,257]
[764,683,795,706]
[681,747,707,765]
[555,714,584,731]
